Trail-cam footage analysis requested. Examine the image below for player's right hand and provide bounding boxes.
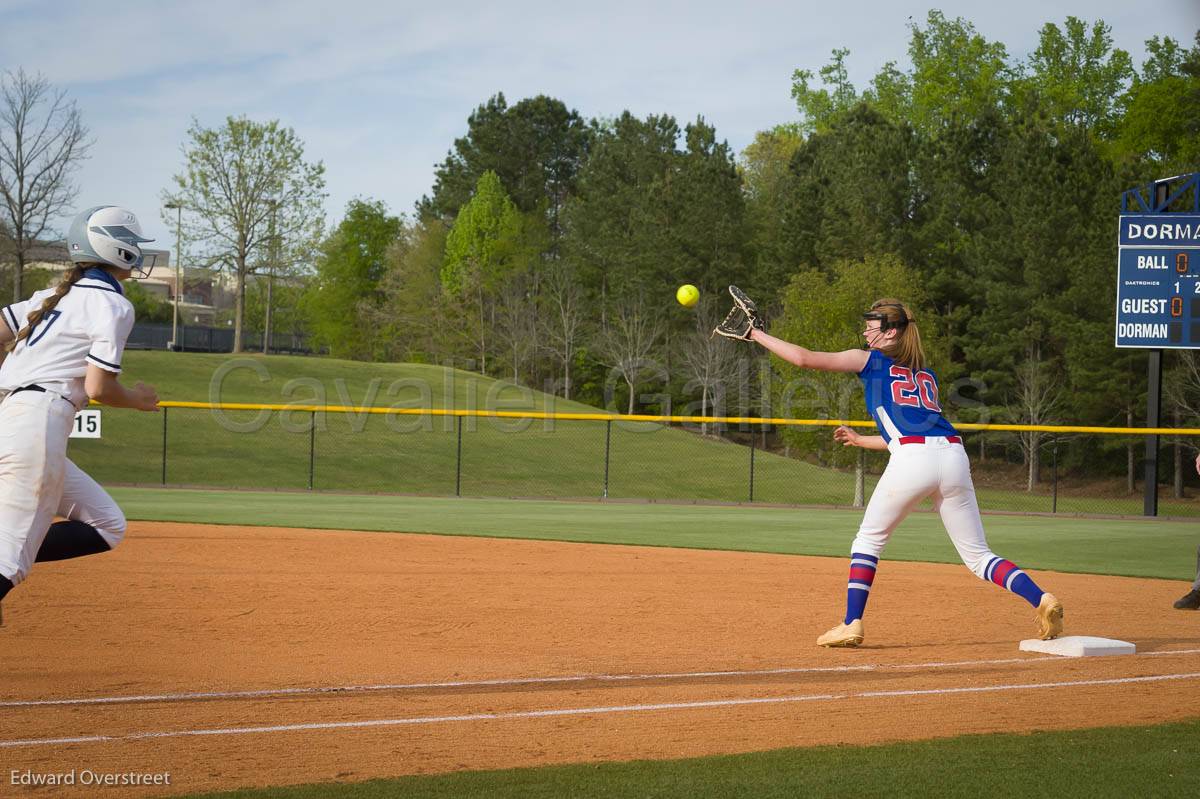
[833,425,859,447]
[133,381,160,412]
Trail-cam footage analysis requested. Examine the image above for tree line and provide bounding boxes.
[307,13,1197,489]
[2,12,1198,489]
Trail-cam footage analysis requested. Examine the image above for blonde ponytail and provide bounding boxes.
[6,265,86,353]
[868,298,926,371]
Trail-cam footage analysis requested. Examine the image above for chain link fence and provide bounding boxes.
[65,405,1200,518]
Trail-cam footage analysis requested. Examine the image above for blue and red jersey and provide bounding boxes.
[857,349,958,444]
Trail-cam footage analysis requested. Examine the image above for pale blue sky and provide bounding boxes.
[0,0,1196,252]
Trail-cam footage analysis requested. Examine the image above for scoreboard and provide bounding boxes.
[1115,213,1200,348]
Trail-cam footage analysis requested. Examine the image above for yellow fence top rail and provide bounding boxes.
[150,401,1200,437]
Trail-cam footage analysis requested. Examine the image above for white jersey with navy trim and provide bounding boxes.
[0,268,134,409]
[857,349,958,444]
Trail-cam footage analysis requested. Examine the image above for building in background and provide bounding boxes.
[17,240,222,326]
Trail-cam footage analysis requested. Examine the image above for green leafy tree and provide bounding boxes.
[364,216,450,363]
[442,170,526,372]
[910,107,1010,368]
[740,124,804,296]
[780,103,918,271]
[244,273,310,345]
[566,110,747,355]
[124,280,172,324]
[564,112,682,306]
[791,47,914,132]
[671,117,748,293]
[306,198,402,359]
[164,116,326,352]
[905,11,1012,133]
[962,104,1118,444]
[423,94,590,235]
[1022,17,1134,135]
[1114,32,1200,169]
[790,48,863,135]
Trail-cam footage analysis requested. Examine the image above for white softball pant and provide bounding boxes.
[850,436,997,578]
[0,391,125,585]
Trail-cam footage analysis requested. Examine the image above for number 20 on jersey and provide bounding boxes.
[889,365,941,412]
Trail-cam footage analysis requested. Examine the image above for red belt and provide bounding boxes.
[898,435,961,445]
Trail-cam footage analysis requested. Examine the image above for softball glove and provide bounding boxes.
[712,285,765,341]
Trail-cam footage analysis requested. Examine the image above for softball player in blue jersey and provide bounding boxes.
[0,206,160,626]
[714,287,1063,647]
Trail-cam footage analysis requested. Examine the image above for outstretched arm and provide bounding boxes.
[750,329,870,373]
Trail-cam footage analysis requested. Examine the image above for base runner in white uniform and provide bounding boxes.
[0,206,160,625]
[714,287,1064,647]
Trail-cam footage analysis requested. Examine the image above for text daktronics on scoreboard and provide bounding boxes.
[1115,213,1200,349]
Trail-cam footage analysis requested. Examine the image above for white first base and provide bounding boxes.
[1019,636,1136,657]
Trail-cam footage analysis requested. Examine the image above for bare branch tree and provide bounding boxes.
[494,273,537,383]
[1007,349,1064,491]
[1166,351,1200,498]
[679,298,737,435]
[0,68,90,301]
[538,264,585,399]
[164,117,325,352]
[594,293,664,415]
[1166,350,1200,421]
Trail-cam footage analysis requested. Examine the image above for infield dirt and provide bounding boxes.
[3,522,1199,797]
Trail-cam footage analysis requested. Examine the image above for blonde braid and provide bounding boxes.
[5,265,86,353]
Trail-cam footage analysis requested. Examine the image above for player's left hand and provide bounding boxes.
[132,381,160,412]
[833,425,860,447]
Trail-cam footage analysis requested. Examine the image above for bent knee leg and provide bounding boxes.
[59,460,125,548]
[933,486,993,580]
[94,508,126,549]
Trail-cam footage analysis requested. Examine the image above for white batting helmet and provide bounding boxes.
[67,205,157,278]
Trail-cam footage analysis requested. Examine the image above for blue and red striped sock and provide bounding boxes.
[985,557,1044,607]
[844,553,878,624]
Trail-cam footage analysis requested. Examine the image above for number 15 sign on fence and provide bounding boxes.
[1115,213,1200,348]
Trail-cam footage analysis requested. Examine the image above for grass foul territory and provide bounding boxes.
[177,719,1200,799]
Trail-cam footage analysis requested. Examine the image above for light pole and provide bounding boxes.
[164,201,183,351]
[263,199,278,355]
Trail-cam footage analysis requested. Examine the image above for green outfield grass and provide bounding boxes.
[111,488,1197,581]
[69,351,1200,516]
[179,718,1200,799]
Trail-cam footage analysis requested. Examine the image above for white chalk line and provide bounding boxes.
[5,648,1198,710]
[0,657,1043,709]
[3,671,1198,750]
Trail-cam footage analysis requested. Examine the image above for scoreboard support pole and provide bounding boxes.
[1142,180,1170,517]
[1144,349,1162,516]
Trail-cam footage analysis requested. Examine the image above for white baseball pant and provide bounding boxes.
[850,436,998,578]
[0,392,125,585]
[0,390,76,585]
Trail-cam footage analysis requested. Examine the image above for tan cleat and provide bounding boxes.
[1035,593,1064,640]
[817,618,864,648]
